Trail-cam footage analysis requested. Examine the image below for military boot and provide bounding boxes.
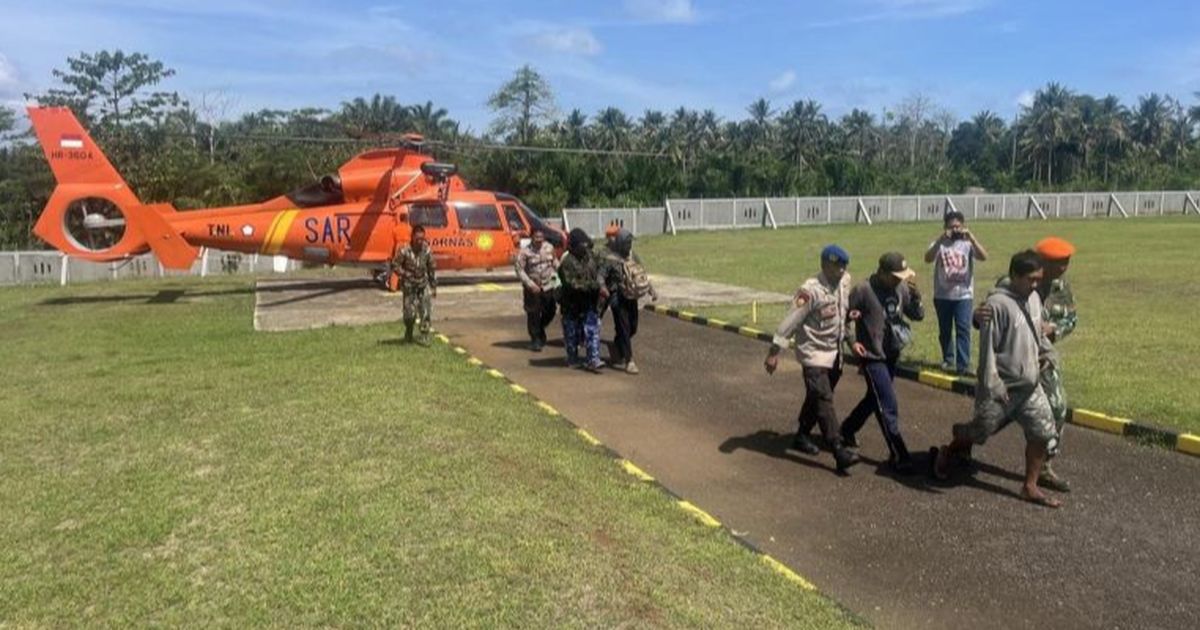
[404,321,415,343]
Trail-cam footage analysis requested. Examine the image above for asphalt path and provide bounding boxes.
[438,312,1200,630]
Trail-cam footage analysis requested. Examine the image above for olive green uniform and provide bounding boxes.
[393,245,436,340]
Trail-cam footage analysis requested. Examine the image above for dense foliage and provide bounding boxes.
[2,53,1199,249]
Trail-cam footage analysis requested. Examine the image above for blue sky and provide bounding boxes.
[3,0,1199,132]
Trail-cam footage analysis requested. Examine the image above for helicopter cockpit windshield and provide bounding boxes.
[497,194,563,248]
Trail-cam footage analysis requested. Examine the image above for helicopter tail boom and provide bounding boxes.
[27,106,199,269]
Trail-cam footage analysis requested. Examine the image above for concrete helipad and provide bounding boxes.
[252,272,789,332]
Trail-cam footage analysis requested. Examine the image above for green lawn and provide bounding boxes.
[638,216,1200,434]
[0,278,861,628]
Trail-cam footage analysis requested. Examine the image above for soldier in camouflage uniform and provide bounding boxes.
[392,225,437,344]
[974,237,1077,491]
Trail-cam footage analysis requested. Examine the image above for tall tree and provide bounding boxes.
[487,65,557,145]
[29,50,183,129]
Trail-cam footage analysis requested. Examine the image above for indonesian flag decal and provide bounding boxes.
[59,134,84,149]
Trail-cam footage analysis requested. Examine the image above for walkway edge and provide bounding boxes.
[645,304,1198,459]
[429,332,860,613]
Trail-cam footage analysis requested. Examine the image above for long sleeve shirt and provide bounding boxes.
[976,287,1054,404]
[772,272,852,369]
[848,275,925,362]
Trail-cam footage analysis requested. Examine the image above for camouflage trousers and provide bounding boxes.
[1040,363,1067,458]
[402,285,433,334]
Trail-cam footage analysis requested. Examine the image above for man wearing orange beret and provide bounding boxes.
[973,236,1077,492]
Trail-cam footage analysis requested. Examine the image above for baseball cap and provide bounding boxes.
[878,251,916,280]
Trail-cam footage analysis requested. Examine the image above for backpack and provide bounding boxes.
[620,259,652,299]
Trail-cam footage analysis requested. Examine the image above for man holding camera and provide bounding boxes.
[924,210,988,375]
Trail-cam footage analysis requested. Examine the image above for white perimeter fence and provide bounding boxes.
[0,248,302,286]
[564,190,1200,238]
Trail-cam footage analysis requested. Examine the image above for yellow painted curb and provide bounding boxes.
[1071,409,1131,435]
[1175,433,1200,456]
[466,357,483,367]
[678,311,695,322]
[477,283,506,292]
[536,401,559,416]
[707,318,729,328]
[619,459,655,482]
[453,346,467,355]
[576,428,602,446]
[485,369,504,379]
[677,500,721,527]
[738,326,763,339]
[434,334,450,344]
[760,555,817,591]
[918,370,956,390]
[509,383,528,395]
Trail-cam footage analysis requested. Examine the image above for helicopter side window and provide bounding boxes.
[455,203,503,231]
[502,204,527,233]
[409,203,448,228]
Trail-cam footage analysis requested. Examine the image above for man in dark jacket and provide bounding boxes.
[557,228,609,372]
[602,228,657,374]
[840,252,925,473]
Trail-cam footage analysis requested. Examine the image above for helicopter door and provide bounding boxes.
[452,202,508,268]
[501,203,530,248]
[407,202,458,267]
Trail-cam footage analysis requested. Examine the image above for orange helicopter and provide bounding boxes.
[26,106,567,288]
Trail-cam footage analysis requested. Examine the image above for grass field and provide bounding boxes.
[0,279,861,627]
[637,216,1200,434]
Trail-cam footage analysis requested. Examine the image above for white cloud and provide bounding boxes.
[769,70,796,93]
[1016,89,1035,109]
[806,0,989,28]
[529,26,603,56]
[0,53,24,100]
[623,0,697,24]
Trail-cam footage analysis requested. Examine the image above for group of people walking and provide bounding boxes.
[515,224,657,374]
[396,212,1078,507]
[766,211,1077,508]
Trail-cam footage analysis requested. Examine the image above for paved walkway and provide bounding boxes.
[438,312,1200,630]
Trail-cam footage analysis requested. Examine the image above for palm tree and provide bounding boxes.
[1131,93,1170,159]
[841,109,876,161]
[1093,95,1128,184]
[744,98,775,152]
[638,109,666,153]
[594,107,633,151]
[779,99,827,169]
[407,100,457,140]
[1020,82,1076,185]
[338,94,410,136]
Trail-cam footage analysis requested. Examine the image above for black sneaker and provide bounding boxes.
[789,434,820,455]
[834,448,860,473]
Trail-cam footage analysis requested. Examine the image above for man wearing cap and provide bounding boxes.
[973,237,1077,491]
[764,244,860,474]
[840,252,925,474]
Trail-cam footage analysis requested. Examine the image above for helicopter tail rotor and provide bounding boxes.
[26,106,199,269]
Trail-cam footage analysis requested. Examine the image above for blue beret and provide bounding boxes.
[821,244,850,265]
